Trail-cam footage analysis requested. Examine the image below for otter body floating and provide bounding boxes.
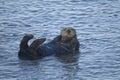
[18,27,80,60]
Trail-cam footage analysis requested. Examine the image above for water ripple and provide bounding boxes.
[0,0,120,80]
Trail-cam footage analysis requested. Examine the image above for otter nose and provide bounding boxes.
[67,30,71,34]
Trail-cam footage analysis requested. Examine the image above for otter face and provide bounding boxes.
[60,27,76,39]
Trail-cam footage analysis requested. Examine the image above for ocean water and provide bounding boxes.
[0,0,120,80]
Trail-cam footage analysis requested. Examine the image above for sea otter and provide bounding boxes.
[18,27,80,60]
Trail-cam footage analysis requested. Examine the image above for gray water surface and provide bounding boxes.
[0,0,120,80]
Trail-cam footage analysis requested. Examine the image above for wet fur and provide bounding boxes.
[55,27,79,51]
[18,27,80,60]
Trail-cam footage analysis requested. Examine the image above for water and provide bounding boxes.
[0,0,120,80]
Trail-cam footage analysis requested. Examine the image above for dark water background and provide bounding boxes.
[0,0,120,80]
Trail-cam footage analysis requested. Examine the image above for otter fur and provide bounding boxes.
[18,27,80,60]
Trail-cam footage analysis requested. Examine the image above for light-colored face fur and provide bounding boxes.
[60,27,76,41]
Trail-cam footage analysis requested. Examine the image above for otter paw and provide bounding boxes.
[23,34,34,40]
[35,38,46,44]
[30,38,46,48]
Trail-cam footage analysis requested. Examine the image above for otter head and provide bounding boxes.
[60,27,76,41]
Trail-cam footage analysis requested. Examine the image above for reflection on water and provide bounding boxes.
[56,53,79,64]
[0,0,120,80]
[18,54,80,80]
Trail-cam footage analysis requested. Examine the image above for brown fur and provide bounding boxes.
[18,27,79,60]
